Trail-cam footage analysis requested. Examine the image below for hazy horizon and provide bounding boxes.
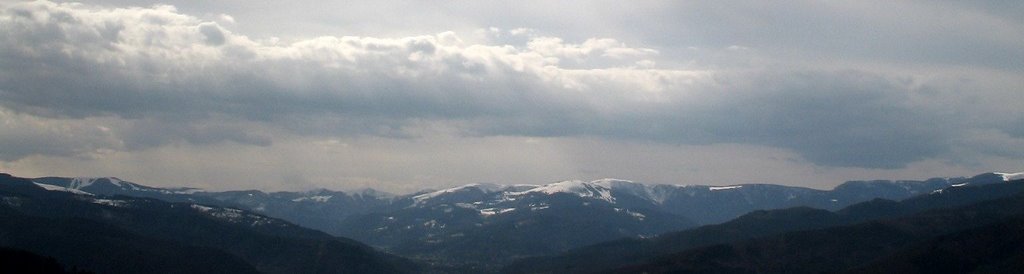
[10,169,1024,195]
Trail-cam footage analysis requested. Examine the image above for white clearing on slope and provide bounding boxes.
[68,177,133,189]
[33,182,94,195]
[68,177,98,189]
[996,172,1024,181]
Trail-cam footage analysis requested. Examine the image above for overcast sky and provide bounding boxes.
[1,0,1022,193]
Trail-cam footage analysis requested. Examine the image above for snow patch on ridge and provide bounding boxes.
[479,207,516,216]
[189,204,279,226]
[709,185,743,191]
[292,195,332,202]
[91,199,127,207]
[614,208,646,220]
[168,188,204,194]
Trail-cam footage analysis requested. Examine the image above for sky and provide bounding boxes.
[0,0,1022,193]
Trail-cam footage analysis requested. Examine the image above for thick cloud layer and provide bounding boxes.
[0,1,1022,189]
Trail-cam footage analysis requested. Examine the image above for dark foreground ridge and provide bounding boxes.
[613,182,1024,274]
[505,177,1024,273]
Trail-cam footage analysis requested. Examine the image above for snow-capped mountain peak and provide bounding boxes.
[409,180,634,206]
[411,183,508,205]
[510,180,616,203]
[589,178,635,187]
[33,176,202,195]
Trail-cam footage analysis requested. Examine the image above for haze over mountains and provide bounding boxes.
[3,1,1022,273]
[3,170,1020,272]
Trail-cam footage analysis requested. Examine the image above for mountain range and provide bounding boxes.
[505,173,1024,273]
[0,174,417,273]
[6,171,1023,272]
[611,180,1024,274]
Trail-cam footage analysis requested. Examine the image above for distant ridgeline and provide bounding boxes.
[506,174,1024,273]
[6,171,1023,272]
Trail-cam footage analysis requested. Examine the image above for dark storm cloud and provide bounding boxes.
[198,22,225,46]
[473,70,955,168]
[119,119,272,149]
[0,130,106,161]
[606,1,1024,71]
[708,71,949,168]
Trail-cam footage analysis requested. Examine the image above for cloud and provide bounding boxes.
[118,118,273,149]
[0,108,121,161]
[526,37,658,62]
[958,129,1024,160]
[0,105,274,161]
[703,71,951,168]
[471,70,959,168]
[0,1,687,139]
[198,22,226,46]
[0,0,1021,172]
